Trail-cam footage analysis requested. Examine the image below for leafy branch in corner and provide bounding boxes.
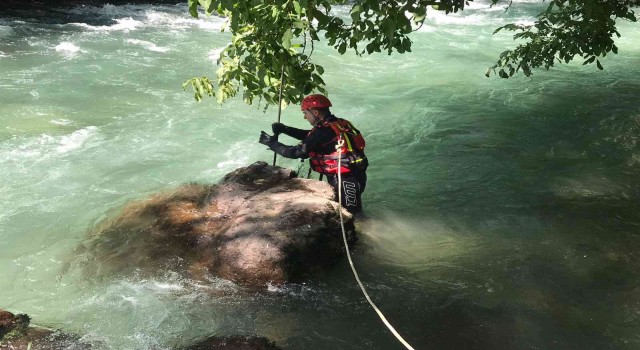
[487,0,639,78]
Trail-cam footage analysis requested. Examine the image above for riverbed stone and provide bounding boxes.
[0,309,91,350]
[73,161,356,287]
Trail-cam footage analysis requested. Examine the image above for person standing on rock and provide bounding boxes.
[258,94,368,214]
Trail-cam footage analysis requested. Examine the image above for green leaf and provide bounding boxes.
[398,15,412,33]
[282,28,293,49]
[368,0,379,12]
[596,59,603,70]
[202,0,212,14]
[412,6,426,23]
[493,24,515,34]
[338,42,347,54]
[402,37,412,52]
[309,29,319,41]
[382,20,395,39]
[312,73,323,83]
[312,8,329,25]
[188,0,198,17]
[351,4,362,22]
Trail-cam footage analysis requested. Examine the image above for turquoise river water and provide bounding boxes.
[2,1,640,349]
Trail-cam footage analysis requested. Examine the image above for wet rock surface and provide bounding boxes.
[0,309,91,350]
[0,309,281,349]
[71,161,356,287]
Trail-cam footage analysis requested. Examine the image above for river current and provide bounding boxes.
[2,2,640,349]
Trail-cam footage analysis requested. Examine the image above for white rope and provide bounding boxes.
[335,137,416,350]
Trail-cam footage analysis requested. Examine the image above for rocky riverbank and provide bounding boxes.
[0,309,92,349]
[1,308,283,349]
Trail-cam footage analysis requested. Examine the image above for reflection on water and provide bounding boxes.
[353,212,640,349]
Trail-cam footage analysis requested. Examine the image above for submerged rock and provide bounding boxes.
[181,335,281,350]
[0,309,91,350]
[71,161,356,287]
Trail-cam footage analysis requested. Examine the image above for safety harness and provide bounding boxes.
[308,118,367,175]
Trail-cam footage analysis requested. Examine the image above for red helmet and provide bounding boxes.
[301,94,332,110]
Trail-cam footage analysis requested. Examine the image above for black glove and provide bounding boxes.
[258,131,276,148]
[272,122,287,135]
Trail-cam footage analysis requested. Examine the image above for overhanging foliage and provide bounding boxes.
[489,0,639,78]
[184,0,639,107]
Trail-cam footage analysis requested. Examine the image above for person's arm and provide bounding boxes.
[260,131,309,159]
[270,142,309,159]
[273,127,335,158]
[272,123,309,140]
[260,127,334,159]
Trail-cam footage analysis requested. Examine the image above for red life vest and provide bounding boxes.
[308,118,367,175]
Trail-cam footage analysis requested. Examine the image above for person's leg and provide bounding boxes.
[356,171,367,193]
[327,173,363,214]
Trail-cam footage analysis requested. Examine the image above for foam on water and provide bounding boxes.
[417,0,541,30]
[0,24,12,37]
[65,3,150,17]
[207,47,224,63]
[215,140,251,170]
[514,19,536,26]
[0,126,99,163]
[144,10,225,31]
[125,39,171,53]
[56,272,232,349]
[55,42,81,53]
[64,4,224,32]
[56,126,98,154]
[70,17,144,32]
[55,41,85,59]
[428,12,496,26]
[50,119,75,126]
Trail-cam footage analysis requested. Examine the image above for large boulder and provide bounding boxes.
[71,162,356,287]
[0,309,91,350]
